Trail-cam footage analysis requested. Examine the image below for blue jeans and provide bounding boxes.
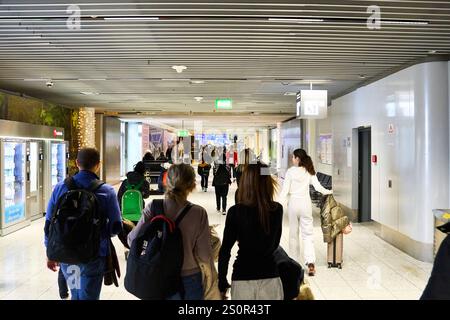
[58,268,69,299]
[60,257,106,300]
[167,272,204,300]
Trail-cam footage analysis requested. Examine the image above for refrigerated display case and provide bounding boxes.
[1,140,27,228]
[0,119,65,235]
[26,141,45,221]
[51,142,67,189]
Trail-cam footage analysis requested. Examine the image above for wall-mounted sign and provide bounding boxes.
[319,134,332,165]
[296,90,328,119]
[53,129,64,138]
[388,124,395,134]
[215,98,233,110]
[4,203,25,224]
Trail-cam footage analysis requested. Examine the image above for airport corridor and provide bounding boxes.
[0,178,432,300]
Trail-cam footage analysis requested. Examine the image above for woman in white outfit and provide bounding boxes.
[280,149,332,276]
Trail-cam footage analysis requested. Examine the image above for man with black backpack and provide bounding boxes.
[44,148,122,300]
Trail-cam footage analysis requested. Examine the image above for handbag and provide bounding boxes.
[343,222,353,235]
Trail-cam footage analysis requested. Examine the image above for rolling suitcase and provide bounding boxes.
[327,232,343,269]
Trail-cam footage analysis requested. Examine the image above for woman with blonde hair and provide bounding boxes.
[128,163,215,300]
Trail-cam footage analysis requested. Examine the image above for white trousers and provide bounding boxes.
[288,197,316,264]
[231,277,284,300]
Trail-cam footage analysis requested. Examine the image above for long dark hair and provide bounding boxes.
[293,149,316,175]
[236,162,278,234]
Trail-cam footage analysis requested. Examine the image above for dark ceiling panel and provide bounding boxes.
[0,0,449,128]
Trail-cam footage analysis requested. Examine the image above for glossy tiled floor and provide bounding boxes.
[0,180,432,300]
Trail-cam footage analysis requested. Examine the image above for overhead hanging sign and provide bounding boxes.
[296,90,328,119]
[215,98,233,110]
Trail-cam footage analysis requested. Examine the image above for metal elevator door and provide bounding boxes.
[358,127,372,222]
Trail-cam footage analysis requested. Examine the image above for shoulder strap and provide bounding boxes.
[64,177,77,191]
[88,179,105,192]
[175,203,193,226]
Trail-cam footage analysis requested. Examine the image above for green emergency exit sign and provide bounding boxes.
[215,98,232,110]
[177,130,189,137]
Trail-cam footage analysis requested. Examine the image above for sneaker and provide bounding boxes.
[216,209,221,214]
[307,263,316,276]
[204,188,207,192]
[222,210,227,215]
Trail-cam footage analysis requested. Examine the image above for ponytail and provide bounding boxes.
[293,149,316,175]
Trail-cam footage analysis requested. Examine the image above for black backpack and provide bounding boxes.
[213,165,231,186]
[273,246,304,300]
[46,177,105,265]
[124,199,192,300]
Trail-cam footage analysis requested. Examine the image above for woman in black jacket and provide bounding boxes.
[117,161,151,217]
[218,162,284,300]
[212,153,231,215]
[198,158,212,192]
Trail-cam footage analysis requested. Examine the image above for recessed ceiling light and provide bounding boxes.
[161,78,191,81]
[23,78,49,81]
[381,20,428,25]
[288,79,331,85]
[191,80,205,84]
[284,92,297,96]
[428,50,437,54]
[80,91,100,95]
[268,18,324,23]
[78,78,107,81]
[194,96,204,102]
[359,75,366,79]
[104,17,159,21]
[172,65,187,73]
[18,42,51,46]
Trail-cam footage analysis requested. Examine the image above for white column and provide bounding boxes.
[414,62,449,245]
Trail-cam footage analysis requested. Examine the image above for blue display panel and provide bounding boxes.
[51,143,66,188]
[3,142,26,224]
[194,133,231,146]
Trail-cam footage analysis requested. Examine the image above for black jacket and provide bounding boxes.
[421,228,450,300]
[198,163,211,176]
[212,164,231,186]
[218,202,283,292]
[117,171,151,207]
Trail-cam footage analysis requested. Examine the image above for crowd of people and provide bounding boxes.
[43,144,449,301]
[44,145,334,300]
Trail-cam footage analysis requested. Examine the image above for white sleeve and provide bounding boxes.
[280,169,292,201]
[310,174,333,195]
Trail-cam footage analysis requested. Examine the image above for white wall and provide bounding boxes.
[313,61,450,246]
[278,118,302,177]
[312,117,333,176]
[126,122,142,172]
[259,128,270,164]
[103,117,121,185]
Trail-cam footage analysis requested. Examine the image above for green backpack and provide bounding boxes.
[121,180,144,222]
